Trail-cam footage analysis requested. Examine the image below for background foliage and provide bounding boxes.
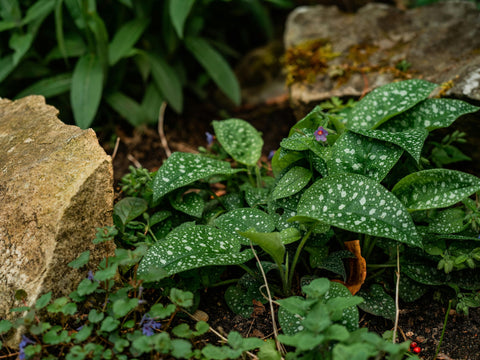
[0,0,293,129]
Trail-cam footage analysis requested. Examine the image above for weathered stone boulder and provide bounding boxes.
[284,2,480,115]
[0,96,115,343]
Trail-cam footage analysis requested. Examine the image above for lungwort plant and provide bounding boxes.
[116,79,480,320]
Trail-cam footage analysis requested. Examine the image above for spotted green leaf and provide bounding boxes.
[271,149,304,177]
[315,250,354,282]
[213,119,263,166]
[289,106,327,136]
[347,79,437,130]
[280,132,311,151]
[327,131,403,181]
[169,191,205,218]
[295,173,422,247]
[271,166,312,200]
[137,225,254,279]
[398,276,428,302]
[214,208,275,245]
[392,169,480,211]
[225,284,255,318]
[323,282,360,332]
[428,208,468,234]
[381,98,480,132]
[403,263,447,286]
[152,152,241,202]
[352,127,428,163]
[357,284,395,320]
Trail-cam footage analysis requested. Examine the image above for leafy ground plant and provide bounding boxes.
[0,0,291,128]
[2,79,479,359]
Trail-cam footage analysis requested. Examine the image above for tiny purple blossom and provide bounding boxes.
[140,314,162,336]
[314,126,328,142]
[205,132,214,146]
[268,150,275,161]
[87,270,95,281]
[19,335,35,360]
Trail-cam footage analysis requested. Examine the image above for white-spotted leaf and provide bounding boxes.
[214,208,275,245]
[381,98,479,132]
[347,79,437,130]
[137,225,254,279]
[271,166,312,200]
[327,131,403,181]
[428,208,468,234]
[352,127,428,163]
[169,191,205,218]
[357,284,395,320]
[213,119,263,166]
[392,169,480,211]
[152,152,241,202]
[295,173,422,247]
[323,281,359,332]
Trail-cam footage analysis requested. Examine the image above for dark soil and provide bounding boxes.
[104,95,480,360]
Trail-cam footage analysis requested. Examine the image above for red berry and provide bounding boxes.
[412,346,421,354]
[410,342,417,348]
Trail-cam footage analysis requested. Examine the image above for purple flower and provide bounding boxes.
[268,150,276,161]
[205,132,214,146]
[19,335,35,360]
[87,270,95,281]
[140,314,162,336]
[314,126,328,142]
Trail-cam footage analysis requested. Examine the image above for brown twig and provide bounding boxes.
[111,136,121,161]
[157,102,172,158]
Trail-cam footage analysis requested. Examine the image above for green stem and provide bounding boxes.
[238,264,257,278]
[434,300,452,359]
[287,224,316,291]
[254,165,262,189]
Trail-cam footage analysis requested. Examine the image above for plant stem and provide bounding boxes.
[393,245,400,344]
[287,224,316,291]
[249,242,284,356]
[434,299,452,359]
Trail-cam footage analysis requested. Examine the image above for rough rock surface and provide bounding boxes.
[0,96,115,344]
[285,2,480,113]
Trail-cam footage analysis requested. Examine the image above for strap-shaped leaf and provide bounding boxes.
[296,173,422,247]
[105,92,149,127]
[15,73,72,99]
[392,169,480,211]
[71,53,104,129]
[347,79,437,130]
[185,36,241,105]
[148,53,183,113]
[381,98,480,132]
[327,131,403,181]
[352,128,428,163]
[137,225,254,279]
[168,0,195,38]
[213,119,263,166]
[21,0,55,25]
[271,166,312,200]
[152,152,241,201]
[109,18,150,66]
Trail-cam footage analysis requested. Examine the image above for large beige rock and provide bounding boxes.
[0,96,115,342]
[285,2,480,115]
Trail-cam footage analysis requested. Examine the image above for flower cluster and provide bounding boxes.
[140,314,162,336]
